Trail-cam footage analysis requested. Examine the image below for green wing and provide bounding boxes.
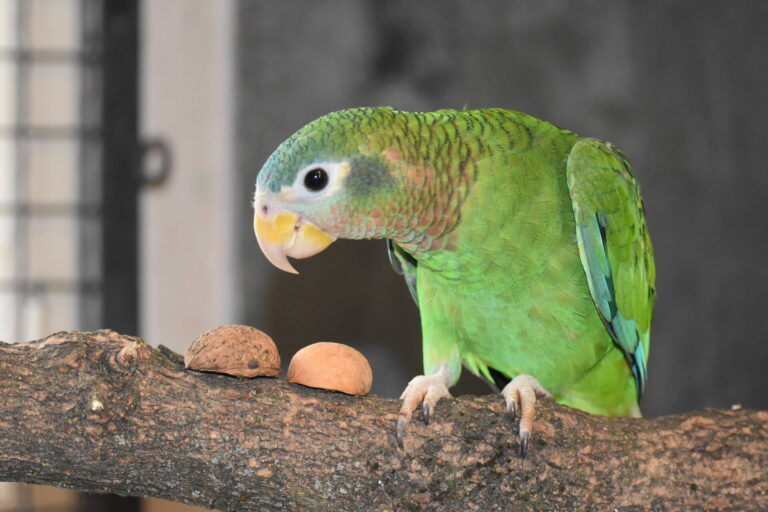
[387,239,419,306]
[566,138,655,397]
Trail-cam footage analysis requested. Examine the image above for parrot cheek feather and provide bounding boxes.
[383,148,402,162]
[425,224,444,237]
[429,238,445,251]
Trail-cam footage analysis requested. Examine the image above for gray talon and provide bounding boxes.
[519,430,529,458]
[395,417,407,449]
[422,403,431,425]
[507,400,517,421]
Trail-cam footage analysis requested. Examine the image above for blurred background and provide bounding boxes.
[1,0,767,511]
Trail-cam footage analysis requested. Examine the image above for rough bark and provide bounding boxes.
[0,331,765,511]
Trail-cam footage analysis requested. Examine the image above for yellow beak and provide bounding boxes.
[253,209,335,274]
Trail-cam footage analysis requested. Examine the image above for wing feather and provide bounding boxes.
[387,239,419,306]
[566,139,655,396]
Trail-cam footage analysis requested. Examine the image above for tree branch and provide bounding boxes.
[0,331,765,511]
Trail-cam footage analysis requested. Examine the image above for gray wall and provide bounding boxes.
[236,1,768,416]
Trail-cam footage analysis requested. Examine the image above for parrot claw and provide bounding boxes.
[506,397,517,422]
[422,402,431,425]
[395,417,407,449]
[501,375,551,457]
[395,373,452,449]
[519,430,530,458]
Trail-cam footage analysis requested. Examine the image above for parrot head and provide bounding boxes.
[253,107,405,273]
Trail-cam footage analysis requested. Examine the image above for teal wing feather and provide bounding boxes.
[387,239,419,306]
[566,138,655,397]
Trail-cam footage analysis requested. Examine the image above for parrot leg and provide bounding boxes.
[396,371,452,449]
[501,375,551,457]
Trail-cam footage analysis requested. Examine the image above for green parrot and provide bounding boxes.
[253,107,655,456]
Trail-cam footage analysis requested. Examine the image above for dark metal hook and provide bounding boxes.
[140,137,172,187]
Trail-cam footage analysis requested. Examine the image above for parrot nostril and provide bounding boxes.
[261,205,268,215]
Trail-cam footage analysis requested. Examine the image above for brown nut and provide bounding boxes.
[185,325,280,378]
[287,342,373,395]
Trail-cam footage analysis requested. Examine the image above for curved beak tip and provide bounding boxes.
[253,209,334,274]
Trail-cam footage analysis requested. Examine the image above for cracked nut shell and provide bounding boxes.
[287,342,373,395]
[185,325,281,378]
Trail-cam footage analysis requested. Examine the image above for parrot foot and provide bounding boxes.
[501,375,551,458]
[396,372,452,449]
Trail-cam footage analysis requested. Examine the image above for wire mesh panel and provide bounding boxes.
[1,1,111,509]
[0,0,103,344]
[1,1,139,510]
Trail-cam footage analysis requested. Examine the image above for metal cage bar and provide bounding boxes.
[0,0,140,510]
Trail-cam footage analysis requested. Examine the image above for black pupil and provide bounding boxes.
[304,168,328,191]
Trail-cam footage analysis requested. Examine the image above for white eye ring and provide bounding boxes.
[289,161,348,201]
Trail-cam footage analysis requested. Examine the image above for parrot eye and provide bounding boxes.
[303,168,329,192]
